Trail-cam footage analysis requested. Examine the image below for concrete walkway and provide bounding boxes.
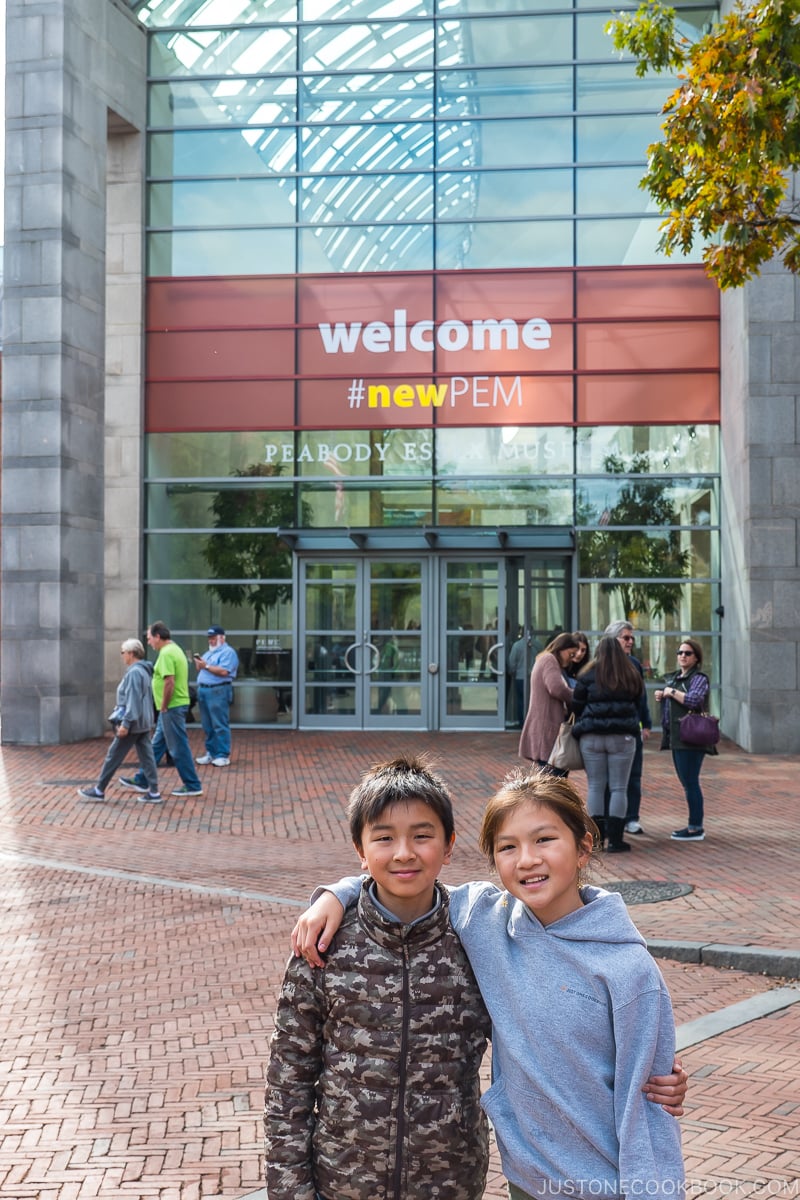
[1,730,798,1198]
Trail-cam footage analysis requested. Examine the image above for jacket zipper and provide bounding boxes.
[391,936,411,1200]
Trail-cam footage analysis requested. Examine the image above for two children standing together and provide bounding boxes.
[265,756,686,1200]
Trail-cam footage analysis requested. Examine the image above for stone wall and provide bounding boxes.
[1,0,146,743]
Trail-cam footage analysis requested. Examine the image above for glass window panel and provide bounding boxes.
[437,426,574,474]
[303,0,433,17]
[576,581,720,668]
[148,228,296,275]
[438,66,572,117]
[146,531,294,579]
[436,478,573,524]
[576,167,650,216]
[576,478,718,527]
[149,27,298,79]
[136,0,297,29]
[295,430,433,476]
[146,432,296,478]
[576,114,664,164]
[144,582,293,633]
[300,173,433,225]
[576,13,638,60]
[301,24,434,72]
[149,178,297,227]
[436,17,572,67]
[577,527,717,582]
[299,480,434,527]
[438,118,573,168]
[438,169,572,219]
[576,217,703,267]
[148,128,296,177]
[437,219,573,269]
[439,0,574,13]
[299,223,434,272]
[146,482,297,530]
[577,425,719,474]
[576,63,678,113]
[300,122,434,173]
[301,72,434,123]
[148,78,297,129]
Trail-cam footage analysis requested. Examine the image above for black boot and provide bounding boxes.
[606,817,631,853]
[592,816,607,849]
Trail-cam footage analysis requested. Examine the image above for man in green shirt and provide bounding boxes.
[121,621,203,798]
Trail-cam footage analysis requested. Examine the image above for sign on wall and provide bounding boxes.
[145,266,720,432]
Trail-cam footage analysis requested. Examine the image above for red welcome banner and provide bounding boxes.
[145,266,719,432]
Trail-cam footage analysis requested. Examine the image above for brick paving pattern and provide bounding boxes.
[1,730,798,1198]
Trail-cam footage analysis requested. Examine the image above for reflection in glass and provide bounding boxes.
[148,228,297,275]
[577,425,719,474]
[437,16,571,66]
[147,480,296,529]
[438,169,572,219]
[437,427,573,475]
[299,223,434,273]
[300,480,434,528]
[146,431,294,478]
[437,66,572,116]
[149,178,297,227]
[148,77,298,128]
[436,478,573,525]
[295,430,432,477]
[577,478,718,527]
[437,219,573,269]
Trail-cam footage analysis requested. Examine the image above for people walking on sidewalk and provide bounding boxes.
[193,625,238,767]
[120,621,203,799]
[604,620,652,836]
[571,635,643,852]
[655,637,712,842]
[77,639,161,804]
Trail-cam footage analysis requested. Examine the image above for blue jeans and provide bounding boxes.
[198,683,233,758]
[625,732,644,822]
[133,707,201,792]
[580,733,637,819]
[672,748,706,828]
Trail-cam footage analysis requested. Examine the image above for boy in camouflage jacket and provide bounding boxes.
[264,757,490,1200]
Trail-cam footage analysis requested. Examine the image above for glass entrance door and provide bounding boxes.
[439,559,508,730]
[300,557,427,728]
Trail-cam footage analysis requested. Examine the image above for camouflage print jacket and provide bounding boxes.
[264,880,490,1200]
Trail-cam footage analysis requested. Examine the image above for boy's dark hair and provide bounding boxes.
[348,755,455,849]
[149,620,171,641]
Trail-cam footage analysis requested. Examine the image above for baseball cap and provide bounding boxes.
[207,625,225,636]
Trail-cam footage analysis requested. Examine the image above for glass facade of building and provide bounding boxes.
[132,0,721,730]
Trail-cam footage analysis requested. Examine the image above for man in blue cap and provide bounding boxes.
[193,625,239,767]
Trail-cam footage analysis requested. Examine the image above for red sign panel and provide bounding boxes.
[145,267,719,432]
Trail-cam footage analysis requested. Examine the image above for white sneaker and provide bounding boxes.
[195,753,213,765]
[212,757,230,767]
[625,820,644,834]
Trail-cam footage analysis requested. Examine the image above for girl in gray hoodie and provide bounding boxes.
[302,770,685,1200]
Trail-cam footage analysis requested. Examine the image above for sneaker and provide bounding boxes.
[625,820,644,835]
[670,827,705,841]
[195,753,213,765]
[119,776,148,794]
[137,792,163,804]
[171,785,203,797]
[212,757,230,767]
[77,786,105,801]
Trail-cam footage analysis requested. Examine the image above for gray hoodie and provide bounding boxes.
[323,879,683,1198]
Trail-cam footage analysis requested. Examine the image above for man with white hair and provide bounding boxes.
[603,619,652,834]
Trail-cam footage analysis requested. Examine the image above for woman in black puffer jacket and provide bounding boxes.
[571,636,643,853]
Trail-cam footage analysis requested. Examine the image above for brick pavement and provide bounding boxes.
[1,730,798,1199]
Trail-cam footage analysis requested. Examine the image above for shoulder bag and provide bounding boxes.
[548,713,585,772]
[679,710,720,747]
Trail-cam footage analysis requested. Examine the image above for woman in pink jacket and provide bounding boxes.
[518,632,581,774]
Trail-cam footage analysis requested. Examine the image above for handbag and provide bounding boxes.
[679,710,720,747]
[548,714,584,772]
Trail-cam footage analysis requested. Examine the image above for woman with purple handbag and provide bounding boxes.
[655,638,716,842]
